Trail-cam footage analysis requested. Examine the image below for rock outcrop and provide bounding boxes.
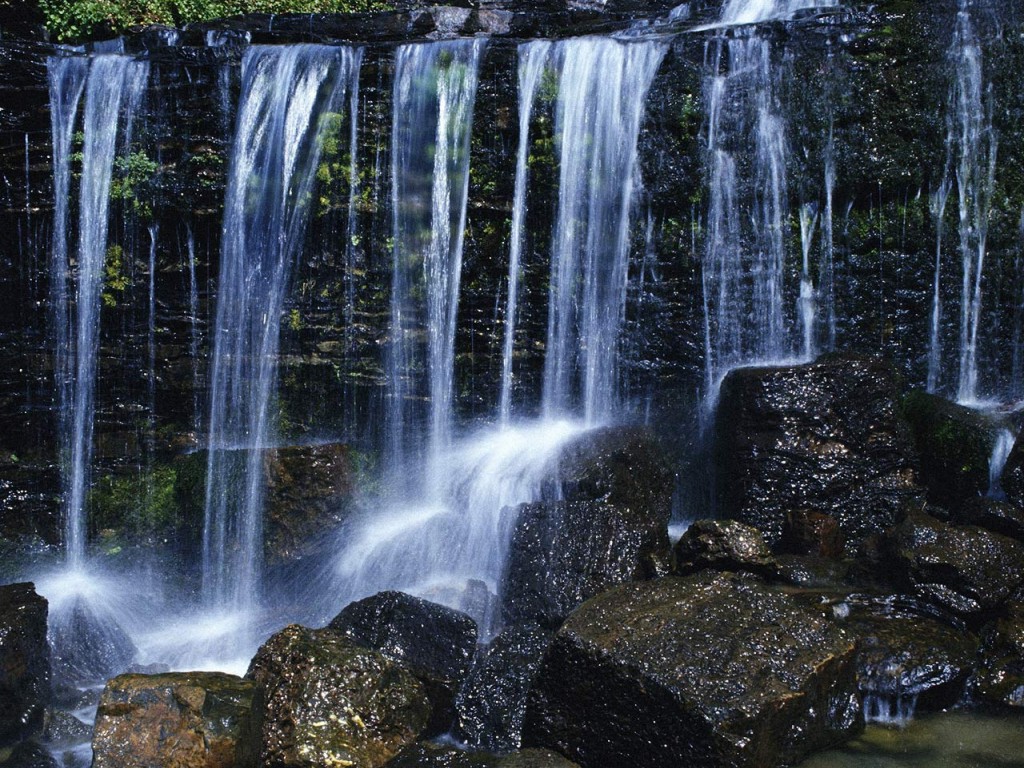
[0,583,50,748]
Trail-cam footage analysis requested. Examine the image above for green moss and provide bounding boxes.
[40,0,393,42]
[90,465,179,539]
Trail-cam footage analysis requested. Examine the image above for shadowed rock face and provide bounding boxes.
[386,742,579,768]
[246,624,430,768]
[523,573,862,768]
[328,590,478,736]
[673,518,777,576]
[886,509,1024,620]
[971,601,1024,708]
[0,583,50,748]
[91,672,260,768]
[500,426,673,629]
[715,356,924,553]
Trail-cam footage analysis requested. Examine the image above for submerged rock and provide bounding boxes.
[887,510,1024,619]
[91,672,259,768]
[970,601,1024,708]
[901,390,1000,509]
[455,623,552,751]
[247,624,430,768]
[673,518,777,576]
[0,583,50,747]
[523,573,862,768]
[328,591,478,736]
[386,743,578,767]
[501,500,668,629]
[715,356,923,553]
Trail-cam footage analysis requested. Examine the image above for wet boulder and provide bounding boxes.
[247,624,430,768]
[0,583,50,747]
[673,518,777,576]
[455,623,552,751]
[970,601,1024,708]
[887,510,1024,619]
[952,497,1024,542]
[91,672,260,768]
[328,591,478,736]
[49,599,136,685]
[1,741,58,768]
[523,573,862,768]
[901,390,1000,509]
[839,598,978,714]
[501,500,669,629]
[1001,434,1024,508]
[386,743,578,767]
[715,356,923,553]
[780,510,845,558]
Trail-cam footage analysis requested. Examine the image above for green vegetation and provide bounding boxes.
[90,466,178,540]
[40,0,392,41]
[102,244,130,307]
[111,150,159,217]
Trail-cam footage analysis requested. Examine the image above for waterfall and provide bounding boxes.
[541,37,666,424]
[949,0,997,406]
[203,45,359,610]
[719,0,837,26]
[822,124,836,351]
[499,40,551,426]
[387,39,485,477]
[987,428,1016,499]
[702,32,791,406]
[928,178,953,393]
[48,54,149,567]
[799,203,819,361]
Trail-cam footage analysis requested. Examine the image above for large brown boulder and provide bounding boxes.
[246,625,430,768]
[715,356,923,553]
[91,672,260,768]
[523,573,862,768]
[0,583,50,747]
[328,591,478,736]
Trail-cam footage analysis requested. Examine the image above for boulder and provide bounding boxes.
[386,743,578,767]
[501,501,668,629]
[779,510,845,559]
[673,519,777,576]
[901,390,1000,509]
[328,591,478,735]
[91,672,260,768]
[954,497,1024,542]
[246,625,430,768]
[455,623,552,751]
[1,741,58,768]
[49,599,136,685]
[0,583,50,747]
[887,510,1024,619]
[523,573,862,768]
[715,356,923,553]
[840,601,977,714]
[970,601,1024,708]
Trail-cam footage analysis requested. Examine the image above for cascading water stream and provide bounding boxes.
[799,203,819,361]
[387,39,484,480]
[928,178,953,393]
[48,54,149,568]
[542,38,666,424]
[202,45,358,610]
[987,428,1016,499]
[499,40,551,426]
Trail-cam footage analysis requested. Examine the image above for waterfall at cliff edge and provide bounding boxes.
[203,45,361,611]
[333,36,663,633]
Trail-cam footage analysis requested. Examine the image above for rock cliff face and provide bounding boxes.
[0,0,1021,550]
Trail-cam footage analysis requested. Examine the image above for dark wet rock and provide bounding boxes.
[49,601,136,685]
[555,426,674,516]
[715,356,923,553]
[91,672,259,768]
[328,591,478,736]
[780,510,845,558]
[0,583,50,747]
[673,518,777,576]
[502,500,669,629]
[773,555,850,589]
[1,741,58,768]
[455,623,552,751]
[887,510,1024,619]
[952,497,1024,542]
[386,742,578,767]
[901,390,1000,509]
[970,602,1024,708]
[41,710,91,749]
[841,606,978,712]
[263,442,359,568]
[1001,434,1024,508]
[247,624,430,768]
[523,573,862,768]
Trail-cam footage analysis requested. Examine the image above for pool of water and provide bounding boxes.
[801,711,1024,767]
